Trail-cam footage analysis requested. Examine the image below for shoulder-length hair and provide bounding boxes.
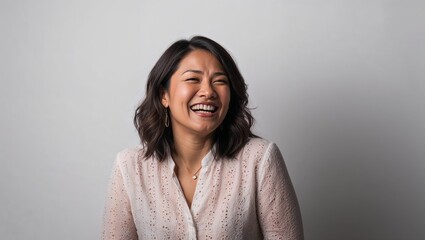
[134,36,256,161]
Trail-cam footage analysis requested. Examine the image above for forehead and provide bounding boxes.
[176,49,224,72]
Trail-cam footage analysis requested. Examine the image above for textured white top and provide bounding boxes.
[101,138,303,239]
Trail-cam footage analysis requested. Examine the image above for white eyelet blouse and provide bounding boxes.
[101,138,303,239]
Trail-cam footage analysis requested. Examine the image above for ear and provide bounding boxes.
[161,88,169,108]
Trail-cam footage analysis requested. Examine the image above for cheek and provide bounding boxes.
[170,86,194,104]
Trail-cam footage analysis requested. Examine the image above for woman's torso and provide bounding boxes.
[117,138,273,239]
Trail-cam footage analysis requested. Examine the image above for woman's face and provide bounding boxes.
[161,49,231,139]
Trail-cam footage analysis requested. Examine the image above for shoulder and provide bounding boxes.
[242,139,290,188]
[112,145,161,183]
[245,137,273,148]
[114,145,148,172]
[116,145,144,162]
[241,137,279,157]
[116,145,144,160]
[237,137,282,164]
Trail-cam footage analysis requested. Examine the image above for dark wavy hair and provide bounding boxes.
[134,36,256,161]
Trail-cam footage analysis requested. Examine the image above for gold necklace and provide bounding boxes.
[191,166,202,180]
[176,156,202,180]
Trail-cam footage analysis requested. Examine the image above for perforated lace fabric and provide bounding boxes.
[101,138,303,240]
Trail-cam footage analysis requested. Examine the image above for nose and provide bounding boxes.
[198,80,217,99]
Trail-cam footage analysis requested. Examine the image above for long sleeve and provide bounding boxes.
[257,143,304,240]
[100,140,301,239]
[101,157,138,240]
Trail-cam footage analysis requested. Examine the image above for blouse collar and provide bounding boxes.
[166,145,215,175]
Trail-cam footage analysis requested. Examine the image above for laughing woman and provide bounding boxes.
[101,36,303,239]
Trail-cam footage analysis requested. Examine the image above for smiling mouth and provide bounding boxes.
[190,104,218,113]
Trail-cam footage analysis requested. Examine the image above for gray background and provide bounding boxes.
[1,0,424,239]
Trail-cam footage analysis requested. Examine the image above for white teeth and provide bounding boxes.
[191,104,216,112]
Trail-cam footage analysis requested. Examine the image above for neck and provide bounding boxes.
[172,133,214,171]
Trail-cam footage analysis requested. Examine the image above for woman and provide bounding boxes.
[102,36,303,239]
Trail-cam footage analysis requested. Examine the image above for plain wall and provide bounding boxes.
[1,0,424,239]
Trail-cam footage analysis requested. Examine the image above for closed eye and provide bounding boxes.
[186,78,200,82]
[213,79,229,85]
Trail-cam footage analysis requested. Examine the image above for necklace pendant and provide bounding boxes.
[192,175,197,180]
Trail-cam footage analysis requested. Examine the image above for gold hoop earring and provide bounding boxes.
[165,108,170,127]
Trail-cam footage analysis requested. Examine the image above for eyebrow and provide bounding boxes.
[181,69,227,78]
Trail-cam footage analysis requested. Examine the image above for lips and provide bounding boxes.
[190,103,218,113]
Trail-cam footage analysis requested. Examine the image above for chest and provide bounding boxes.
[130,159,262,239]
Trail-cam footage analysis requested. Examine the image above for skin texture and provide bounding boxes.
[161,49,230,206]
